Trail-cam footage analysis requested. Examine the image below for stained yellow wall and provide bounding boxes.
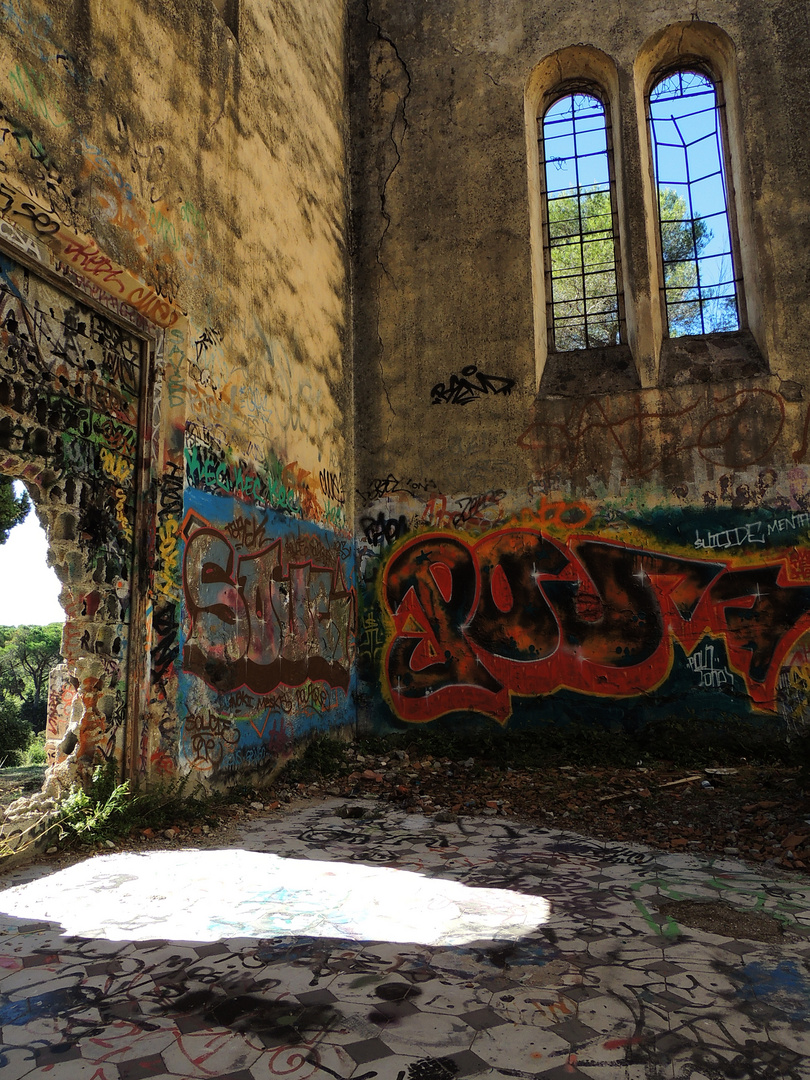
[0,0,354,800]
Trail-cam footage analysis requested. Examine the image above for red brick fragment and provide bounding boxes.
[781,833,808,849]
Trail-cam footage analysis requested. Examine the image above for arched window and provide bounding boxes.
[649,69,740,337]
[541,91,625,352]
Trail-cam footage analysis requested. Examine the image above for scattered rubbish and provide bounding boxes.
[599,774,702,803]
[781,834,808,850]
[659,775,703,789]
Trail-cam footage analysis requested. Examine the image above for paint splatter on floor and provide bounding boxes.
[0,799,808,1079]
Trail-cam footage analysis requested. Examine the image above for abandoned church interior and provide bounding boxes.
[0,0,809,850]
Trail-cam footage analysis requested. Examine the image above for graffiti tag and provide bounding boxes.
[431,365,515,405]
[181,512,355,696]
[382,528,810,723]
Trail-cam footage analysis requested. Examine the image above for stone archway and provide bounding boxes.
[0,249,149,849]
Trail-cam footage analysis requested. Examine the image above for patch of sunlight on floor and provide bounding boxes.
[0,848,551,945]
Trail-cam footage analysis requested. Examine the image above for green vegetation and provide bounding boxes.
[0,480,61,767]
[0,623,62,766]
[53,762,225,848]
[0,761,252,859]
[548,188,719,347]
[0,695,34,767]
[0,622,62,729]
[0,478,29,545]
[18,733,46,766]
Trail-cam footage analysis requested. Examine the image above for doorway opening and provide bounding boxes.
[0,252,145,793]
[0,479,64,769]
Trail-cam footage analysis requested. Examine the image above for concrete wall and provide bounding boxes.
[0,0,355,829]
[0,0,808,831]
[350,0,810,739]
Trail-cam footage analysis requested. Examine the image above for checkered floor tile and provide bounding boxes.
[0,800,809,1078]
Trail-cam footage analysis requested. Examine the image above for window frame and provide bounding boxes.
[526,25,767,395]
[634,22,767,386]
[524,46,642,397]
[539,83,628,355]
[646,59,747,343]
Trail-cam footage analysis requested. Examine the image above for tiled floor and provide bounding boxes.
[0,799,809,1080]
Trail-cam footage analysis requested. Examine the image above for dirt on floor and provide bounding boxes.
[656,900,786,942]
[281,750,810,874]
[2,752,809,875]
[0,765,46,809]
[113,755,810,875]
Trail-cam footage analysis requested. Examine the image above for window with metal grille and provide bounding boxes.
[541,92,625,352]
[649,69,740,336]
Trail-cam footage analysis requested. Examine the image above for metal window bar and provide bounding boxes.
[649,70,741,336]
[540,93,625,351]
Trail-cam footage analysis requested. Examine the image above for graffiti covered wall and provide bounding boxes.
[360,494,810,725]
[177,489,355,779]
[358,476,810,734]
[355,376,810,731]
[0,0,356,823]
[2,0,810,813]
[348,1,810,739]
[0,249,146,775]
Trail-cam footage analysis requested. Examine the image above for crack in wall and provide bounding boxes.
[364,0,412,419]
[364,0,412,267]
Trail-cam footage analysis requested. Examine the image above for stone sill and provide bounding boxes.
[539,343,640,398]
[537,330,768,398]
[659,329,768,386]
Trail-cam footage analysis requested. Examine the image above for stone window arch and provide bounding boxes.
[525,46,640,396]
[540,87,625,353]
[635,22,767,384]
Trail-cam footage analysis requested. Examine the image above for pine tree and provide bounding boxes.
[0,478,30,545]
[548,187,722,348]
